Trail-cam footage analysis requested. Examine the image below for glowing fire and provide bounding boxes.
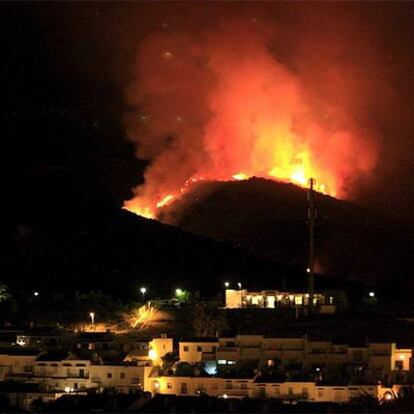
[123,15,378,220]
[232,173,248,181]
[156,194,175,208]
[125,165,331,219]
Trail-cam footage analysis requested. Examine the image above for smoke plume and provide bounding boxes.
[123,3,384,218]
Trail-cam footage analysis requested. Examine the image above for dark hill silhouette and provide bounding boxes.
[2,166,358,301]
[2,185,311,298]
[160,178,414,299]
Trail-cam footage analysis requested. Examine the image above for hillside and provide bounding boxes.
[1,189,301,297]
[160,178,414,299]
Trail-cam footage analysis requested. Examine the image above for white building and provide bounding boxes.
[89,364,153,393]
[0,349,39,381]
[31,351,91,392]
[145,372,400,404]
[225,289,336,314]
[179,338,219,363]
[177,335,412,384]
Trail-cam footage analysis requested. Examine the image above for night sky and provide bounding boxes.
[3,1,414,222]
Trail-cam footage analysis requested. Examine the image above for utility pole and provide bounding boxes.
[308,178,316,313]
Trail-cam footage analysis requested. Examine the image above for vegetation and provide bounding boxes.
[0,281,9,303]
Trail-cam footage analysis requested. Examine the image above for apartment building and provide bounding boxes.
[0,349,39,381]
[179,338,218,363]
[89,364,153,393]
[145,373,399,404]
[225,289,336,314]
[177,335,413,384]
[21,353,154,395]
[148,375,254,398]
[31,351,91,392]
[148,337,174,366]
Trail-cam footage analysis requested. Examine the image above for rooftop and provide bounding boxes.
[36,351,81,361]
[180,337,219,343]
[0,347,40,356]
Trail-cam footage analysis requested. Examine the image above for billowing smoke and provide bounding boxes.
[123,4,383,218]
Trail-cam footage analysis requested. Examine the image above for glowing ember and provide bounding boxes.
[232,173,248,181]
[156,194,175,208]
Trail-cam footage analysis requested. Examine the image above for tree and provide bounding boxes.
[161,352,179,372]
[191,301,228,337]
[0,281,9,303]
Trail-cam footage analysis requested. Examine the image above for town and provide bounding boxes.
[0,285,413,412]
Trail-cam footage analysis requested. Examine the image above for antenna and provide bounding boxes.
[308,178,316,313]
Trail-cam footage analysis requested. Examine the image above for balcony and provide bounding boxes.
[278,393,310,401]
[218,388,249,397]
[34,373,90,379]
[216,347,240,361]
[201,352,216,361]
[68,373,89,379]
[6,372,34,379]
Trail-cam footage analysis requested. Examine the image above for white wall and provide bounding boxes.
[179,342,218,363]
[89,365,148,393]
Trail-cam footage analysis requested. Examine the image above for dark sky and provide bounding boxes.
[2,1,414,222]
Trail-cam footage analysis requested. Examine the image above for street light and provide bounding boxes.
[369,291,375,298]
[33,291,39,297]
[149,348,157,361]
[89,312,95,326]
[140,287,147,302]
[238,282,242,308]
[224,282,230,289]
[175,288,183,296]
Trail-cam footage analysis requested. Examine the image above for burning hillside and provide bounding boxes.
[157,178,414,292]
[123,7,380,220]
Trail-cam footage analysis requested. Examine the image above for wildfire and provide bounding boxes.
[125,162,332,220]
[156,194,175,208]
[123,14,378,220]
[232,172,248,181]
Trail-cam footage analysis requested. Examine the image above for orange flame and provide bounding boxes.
[123,17,377,219]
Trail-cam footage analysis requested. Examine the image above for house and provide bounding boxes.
[179,338,219,363]
[15,328,69,350]
[0,348,40,381]
[0,382,65,411]
[225,289,336,314]
[30,351,91,392]
[147,375,254,398]
[89,364,153,394]
[145,372,401,404]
